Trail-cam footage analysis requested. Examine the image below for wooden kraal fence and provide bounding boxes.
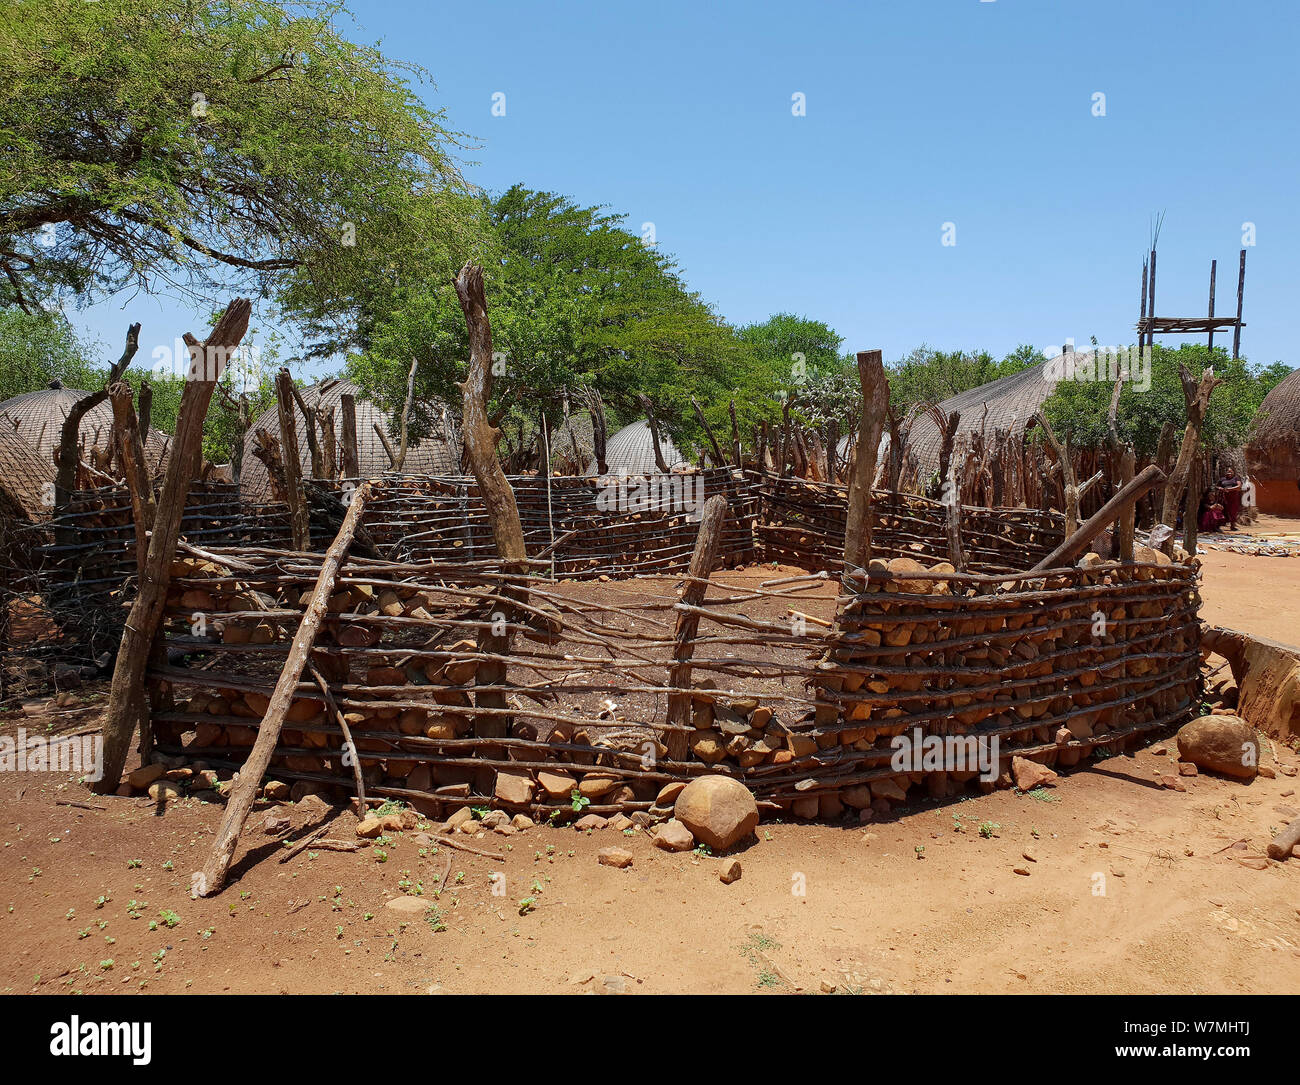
[754,473,1067,573]
[143,523,1200,818]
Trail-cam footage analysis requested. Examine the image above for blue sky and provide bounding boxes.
[69,0,1299,374]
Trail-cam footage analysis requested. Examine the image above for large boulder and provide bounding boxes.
[674,775,758,852]
[1175,714,1259,779]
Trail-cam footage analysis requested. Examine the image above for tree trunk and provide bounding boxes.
[728,399,742,467]
[287,379,323,479]
[194,481,371,896]
[93,301,251,794]
[691,397,726,468]
[638,394,670,473]
[395,357,418,471]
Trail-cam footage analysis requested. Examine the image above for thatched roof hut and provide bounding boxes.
[585,419,689,476]
[0,381,171,474]
[239,377,460,501]
[1246,366,1300,515]
[0,424,56,521]
[905,357,1064,481]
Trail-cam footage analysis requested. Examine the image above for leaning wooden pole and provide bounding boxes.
[842,350,889,577]
[691,398,727,468]
[194,482,372,896]
[453,263,528,740]
[275,369,311,551]
[664,495,727,761]
[93,301,251,794]
[1030,465,1166,572]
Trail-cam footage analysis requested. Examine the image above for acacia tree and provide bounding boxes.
[0,0,478,317]
[346,185,750,455]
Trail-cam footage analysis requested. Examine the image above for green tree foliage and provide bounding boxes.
[1041,343,1279,455]
[346,185,749,452]
[0,308,103,400]
[0,0,479,326]
[886,344,1044,412]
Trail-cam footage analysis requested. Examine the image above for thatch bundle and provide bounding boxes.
[0,424,56,521]
[587,419,688,476]
[1246,366,1300,515]
[906,357,1065,482]
[238,377,460,502]
[0,381,171,475]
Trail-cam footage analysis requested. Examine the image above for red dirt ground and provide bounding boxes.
[2,537,1299,995]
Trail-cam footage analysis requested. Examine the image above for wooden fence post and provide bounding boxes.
[454,263,529,742]
[340,393,360,478]
[275,369,311,551]
[664,494,727,761]
[842,350,889,577]
[93,300,251,793]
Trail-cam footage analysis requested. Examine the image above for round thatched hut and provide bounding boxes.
[0,424,56,521]
[0,381,171,474]
[239,377,460,502]
[1245,366,1300,515]
[585,419,689,476]
[905,356,1064,481]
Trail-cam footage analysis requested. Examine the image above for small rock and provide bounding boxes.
[1159,775,1186,792]
[263,780,290,801]
[574,813,608,831]
[1011,756,1058,791]
[608,813,634,832]
[653,819,694,852]
[494,770,535,806]
[263,814,291,835]
[1177,762,1198,777]
[1012,866,1031,876]
[1259,765,1277,779]
[355,816,383,838]
[719,859,742,884]
[598,974,627,994]
[443,807,473,832]
[479,810,508,829]
[127,763,166,790]
[820,979,837,994]
[597,847,633,869]
[511,813,534,830]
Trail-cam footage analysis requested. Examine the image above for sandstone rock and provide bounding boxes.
[674,775,759,851]
[574,813,608,831]
[1011,756,1058,791]
[653,818,694,851]
[147,779,182,803]
[608,813,633,832]
[263,814,291,835]
[655,781,685,806]
[597,847,633,869]
[1175,715,1259,779]
[262,779,290,801]
[494,770,535,806]
[537,770,576,801]
[443,807,473,832]
[719,859,742,884]
[511,814,535,830]
[355,816,383,838]
[127,762,166,790]
[479,810,508,829]
[1177,761,1198,777]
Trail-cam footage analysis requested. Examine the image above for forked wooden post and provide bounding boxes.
[454,263,528,740]
[664,494,728,761]
[1116,446,1136,562]
[108,382,157,574]
[94,301,252,793]
[275,368,311,551]
[842,350,889,579]
[194,482,372,897]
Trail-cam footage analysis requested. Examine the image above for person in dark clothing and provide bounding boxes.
[1217,466,1243,530]
[1198,490,1226,534]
